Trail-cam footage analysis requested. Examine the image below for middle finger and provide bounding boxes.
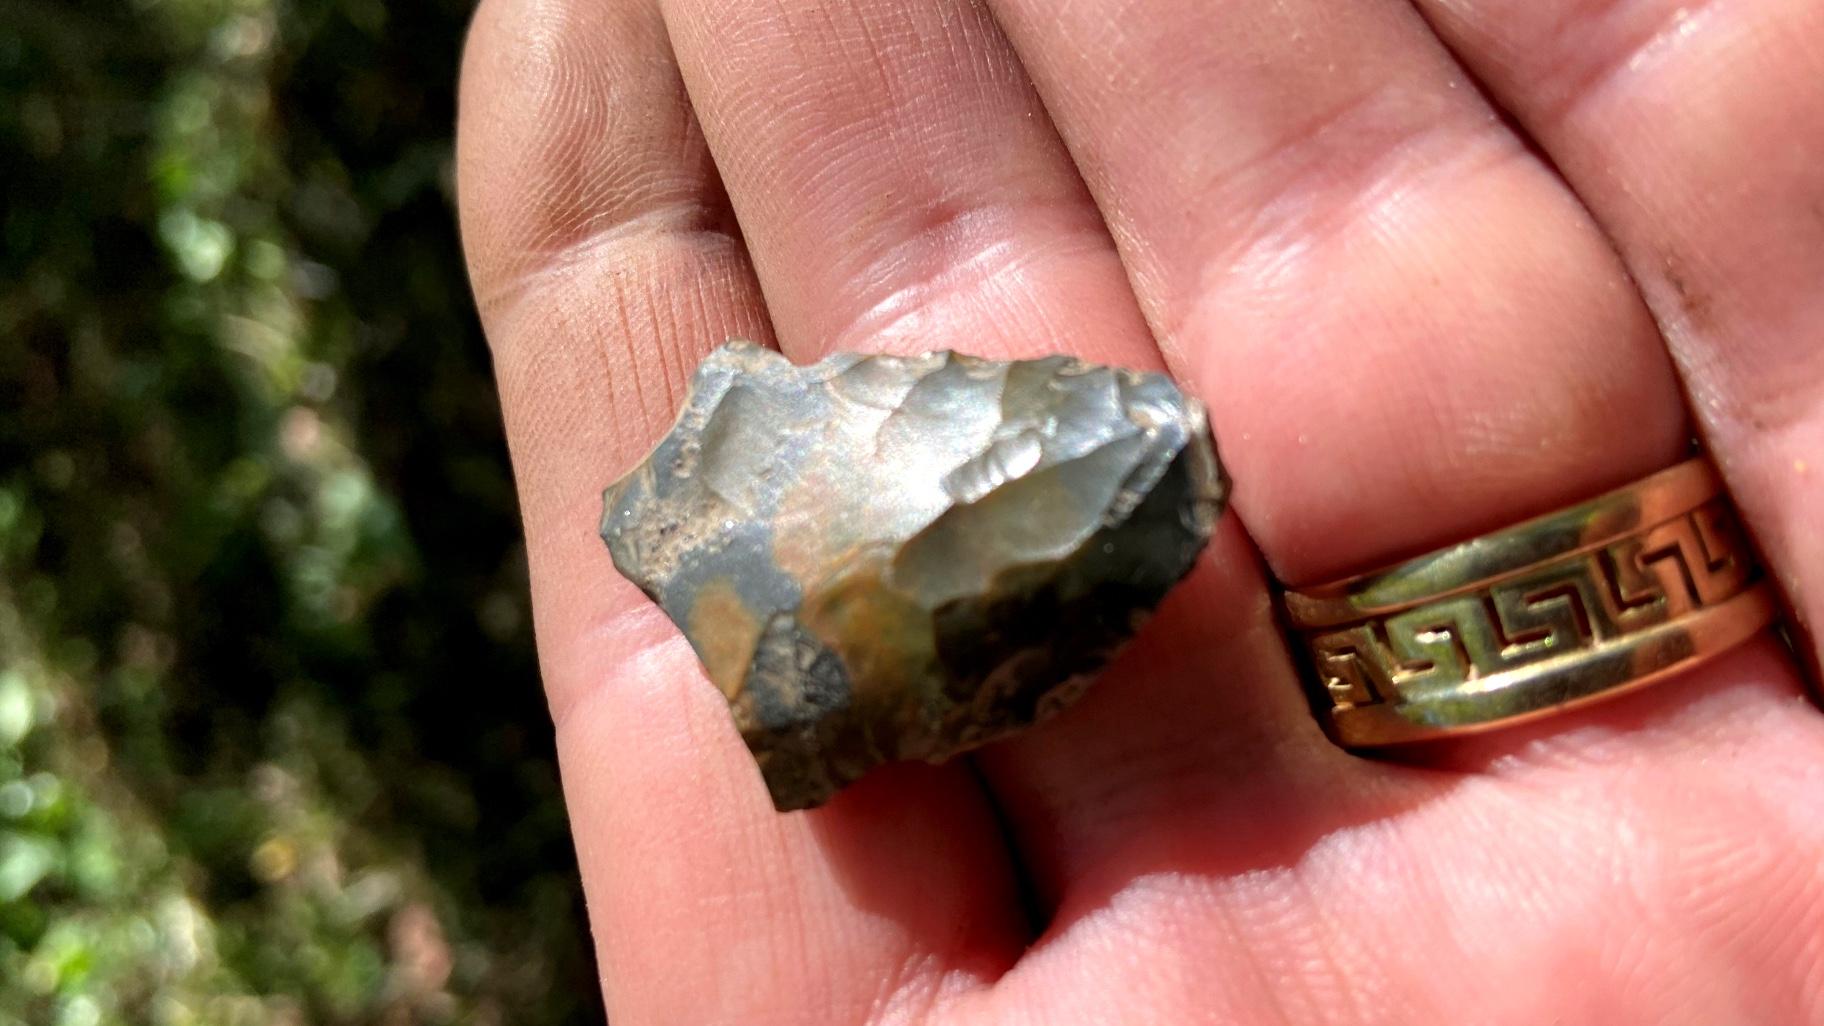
[658,0,1146,366]
[655,0,1317,880]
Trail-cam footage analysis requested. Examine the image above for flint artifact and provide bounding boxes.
[602,342,1225,810]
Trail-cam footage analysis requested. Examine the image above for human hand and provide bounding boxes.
[455,0,1824,1021]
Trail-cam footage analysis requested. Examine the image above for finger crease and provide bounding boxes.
[476,199,742,331]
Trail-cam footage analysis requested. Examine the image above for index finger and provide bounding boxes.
[456,0,1025,1020]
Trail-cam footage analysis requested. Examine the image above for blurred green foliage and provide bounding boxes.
[0,0,603,1022]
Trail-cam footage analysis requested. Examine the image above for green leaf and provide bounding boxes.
[0,832,58,902]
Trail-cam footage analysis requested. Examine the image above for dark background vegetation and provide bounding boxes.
[1,0,605,1022]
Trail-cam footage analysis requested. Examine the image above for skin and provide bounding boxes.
[455,0,1824,1022]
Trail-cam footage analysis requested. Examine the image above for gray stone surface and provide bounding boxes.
[602,342,1226,810]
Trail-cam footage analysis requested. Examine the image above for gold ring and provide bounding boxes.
[1282,458,1778,746]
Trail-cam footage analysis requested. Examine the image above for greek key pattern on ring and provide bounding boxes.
[1304,501,1757,713]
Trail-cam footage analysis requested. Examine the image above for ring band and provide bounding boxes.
[1282,458,1778,747]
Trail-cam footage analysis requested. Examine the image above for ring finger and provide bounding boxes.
[972,0,1817,1014]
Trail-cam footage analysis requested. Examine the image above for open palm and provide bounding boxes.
[455,0,1824,1022]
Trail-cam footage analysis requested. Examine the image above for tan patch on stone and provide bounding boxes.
[796,547,943,759]
[688,578,762,699]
